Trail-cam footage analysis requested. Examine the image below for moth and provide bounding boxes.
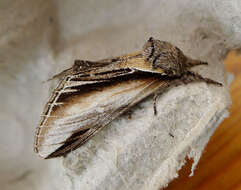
[34,37,222,159]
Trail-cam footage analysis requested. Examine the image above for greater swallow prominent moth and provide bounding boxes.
[34,37,222,159]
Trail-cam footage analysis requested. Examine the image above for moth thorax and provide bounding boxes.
[143,37,187,76]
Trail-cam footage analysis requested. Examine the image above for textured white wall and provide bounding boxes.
[0,0,240,189]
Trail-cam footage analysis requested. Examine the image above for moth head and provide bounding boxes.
[142,37,187,76]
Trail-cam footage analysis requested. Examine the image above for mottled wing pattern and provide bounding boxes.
[34,75,172,158]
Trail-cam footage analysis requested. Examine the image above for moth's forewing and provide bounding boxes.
[34,52,169,159]
[34,75,172,159]
[116,54,165,74]
[49,52,165,81]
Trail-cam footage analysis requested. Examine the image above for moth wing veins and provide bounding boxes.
[35,74,173,159]
[46,51,143,82]
[46,50,168,84]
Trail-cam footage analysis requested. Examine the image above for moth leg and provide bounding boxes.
[182,71,222,86]
[126,110,133,119]
[153,93,158,115]
[185,57,208,68]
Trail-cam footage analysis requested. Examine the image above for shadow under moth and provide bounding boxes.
[34,37,222,159]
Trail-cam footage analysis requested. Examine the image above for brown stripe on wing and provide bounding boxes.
[39,78,174,159]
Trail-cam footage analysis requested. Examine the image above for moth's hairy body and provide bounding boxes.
[143,37,186,76]
[143,37,208,76]
[34,37,222,159]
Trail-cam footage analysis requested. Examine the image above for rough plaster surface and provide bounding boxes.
[0,0,240,189]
